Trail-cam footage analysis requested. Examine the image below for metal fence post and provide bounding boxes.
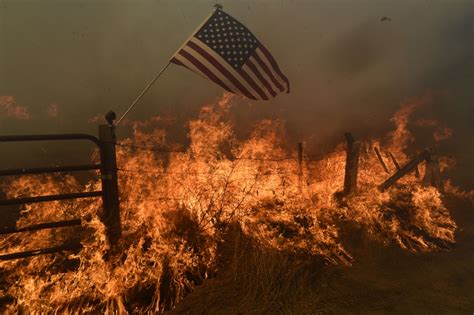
[99,124,121,245]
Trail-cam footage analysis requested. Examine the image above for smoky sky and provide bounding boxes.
[0,0,473,187]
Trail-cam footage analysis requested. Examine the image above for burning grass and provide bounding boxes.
[0,93,468,313]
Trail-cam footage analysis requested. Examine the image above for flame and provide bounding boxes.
[0,92,470,313]
[0,96,30,120]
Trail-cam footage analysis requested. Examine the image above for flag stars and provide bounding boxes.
[197,11,259,69]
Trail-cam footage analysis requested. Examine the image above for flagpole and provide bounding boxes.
[116,62,170,125]
[115,4,222,126]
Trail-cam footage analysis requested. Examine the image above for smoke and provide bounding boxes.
[46,103,59,118]
[0,0,472,187]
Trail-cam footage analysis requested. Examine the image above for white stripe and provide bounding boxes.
[170,8,220,61]
[248,56,279,95]
[180,45,242,95]
[173,53,213,82]
[255,48,287,92]
[241,64,271,99]
[190,38,263,99]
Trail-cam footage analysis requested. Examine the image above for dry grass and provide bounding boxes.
[170,195,474,314]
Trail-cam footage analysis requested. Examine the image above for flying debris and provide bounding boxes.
[381,16,392,22]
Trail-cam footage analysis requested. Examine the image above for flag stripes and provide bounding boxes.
[170,9,289,100]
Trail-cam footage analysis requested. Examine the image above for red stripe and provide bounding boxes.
[257,44,290,93]
[237,68,268,100]
[177,50,234,93]
[187,41,257,100]
[252,51,284,92]
[245,59,277,98]
[170,57,186,68]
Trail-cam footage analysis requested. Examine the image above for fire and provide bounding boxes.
[0,96,30,120]
[0,93,469,313]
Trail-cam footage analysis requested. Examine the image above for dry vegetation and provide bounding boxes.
[0,93,471,313]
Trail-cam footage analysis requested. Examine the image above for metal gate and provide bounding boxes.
[0,125,121,261]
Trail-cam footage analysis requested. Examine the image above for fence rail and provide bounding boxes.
[0,164,101,177]
[0,219,82,235]
[0,125,121,261]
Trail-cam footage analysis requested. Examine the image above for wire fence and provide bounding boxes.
[114,142,346,194]
[116,142,344,162]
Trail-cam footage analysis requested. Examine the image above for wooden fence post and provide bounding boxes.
[374,147,389,174]
[388,151,401,171]
[99,124,121,245]
[343,133,360,195]
[379,149,430,191]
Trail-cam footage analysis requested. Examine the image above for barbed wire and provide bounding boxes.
[117,168,295,178]
[116,143,186,154]
[122,196,183,202]
[116,142,345,162]
[305,150,345,161]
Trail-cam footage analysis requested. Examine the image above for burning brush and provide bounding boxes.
[0,93,468,313]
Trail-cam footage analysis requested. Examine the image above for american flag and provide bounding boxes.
[170,8,290,100]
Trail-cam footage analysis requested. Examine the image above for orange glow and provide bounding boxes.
[0,93,469,313]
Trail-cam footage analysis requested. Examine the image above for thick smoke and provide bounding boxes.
[0,0,472,187]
